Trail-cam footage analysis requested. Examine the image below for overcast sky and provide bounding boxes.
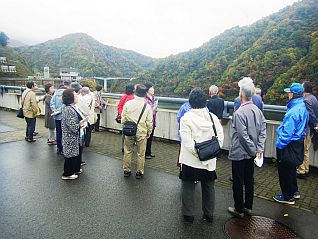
[1,0,298,58]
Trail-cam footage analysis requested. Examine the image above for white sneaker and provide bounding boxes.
[75,169,83,175]
[61,174,78,180]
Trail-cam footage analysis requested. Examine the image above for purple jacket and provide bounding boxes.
[145,96,158,128]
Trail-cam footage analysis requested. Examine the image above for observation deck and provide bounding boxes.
[0,109,317,239]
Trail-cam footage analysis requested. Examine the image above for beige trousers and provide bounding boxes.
[123,135,147,174]
[297,132,311,174]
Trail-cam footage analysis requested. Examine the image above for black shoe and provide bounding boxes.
[57,149,63,155]
[150,154,155,158]
[183,215,194,223]
[27,138,36,143]
[121,148,124,153]
[244,208,252,216]
[25,137,29,141]
[135,172,143,179]
[203,214,213,223]
[33,132,39,136]
[80,161,86,166]
[297,173,306,180]
[228,207,244,218]
[124,171,131,177]
[145,155,152,160]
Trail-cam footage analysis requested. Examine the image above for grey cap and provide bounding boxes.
[70,82,82,91]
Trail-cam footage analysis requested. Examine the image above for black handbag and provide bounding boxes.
[115,114,121,124]
[17,107,24,118]
[16,91,30,119]
[194,113,221,161]
[122,103,147,136]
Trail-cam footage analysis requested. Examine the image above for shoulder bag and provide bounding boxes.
[194,113,221,161]
[17,91,30,118]
[122,103,147,136]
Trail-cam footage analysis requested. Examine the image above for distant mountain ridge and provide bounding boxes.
[1,0,317,104]
[15,33,156,78]
[8,39,27,48]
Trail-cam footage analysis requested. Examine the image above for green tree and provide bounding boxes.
[0,32,9,47]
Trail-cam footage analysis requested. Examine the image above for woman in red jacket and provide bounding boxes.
[117,84,135,152]
[117,84,135,118]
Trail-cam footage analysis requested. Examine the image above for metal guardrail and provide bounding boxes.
[102,93,287,114]
[0,85,287,115]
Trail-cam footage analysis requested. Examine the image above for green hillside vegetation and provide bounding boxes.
[0,46,32,77]
[2,0,317,104]
[15,33,156,78]
[266,30,318,103]
[136,0,318,102]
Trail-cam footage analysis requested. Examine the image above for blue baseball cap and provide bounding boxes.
[284,83,304,95]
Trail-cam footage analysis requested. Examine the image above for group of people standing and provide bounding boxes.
[177,79,266,223]
[20,77,318,223]
[21,80,106,180]
[177,77,318,223]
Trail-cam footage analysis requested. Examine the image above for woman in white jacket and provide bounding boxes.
[77,87,96,147]
[179,88,224,223]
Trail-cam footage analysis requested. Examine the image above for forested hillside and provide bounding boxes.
[1,0,317,104]
[15,33,156,78]
[0,47,32,77]
[137,0,318,102]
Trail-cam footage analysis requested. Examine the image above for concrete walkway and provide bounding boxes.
[0,109,318,239]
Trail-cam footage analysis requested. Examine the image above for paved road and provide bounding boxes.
[0,110,318,238]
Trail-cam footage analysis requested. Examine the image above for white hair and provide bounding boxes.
[209,85,218,95]
[81,87,90,95]
[238,77,253,88]
[240,81,255,100]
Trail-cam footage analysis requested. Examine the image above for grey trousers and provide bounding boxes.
[181,180,215,217]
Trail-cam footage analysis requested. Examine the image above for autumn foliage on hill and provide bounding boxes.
[1,0,317,105]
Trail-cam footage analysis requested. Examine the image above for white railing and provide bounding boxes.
[1,87,317,167]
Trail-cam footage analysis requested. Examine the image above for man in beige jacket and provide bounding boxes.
[22,81,39,142]
[122,84,153,179]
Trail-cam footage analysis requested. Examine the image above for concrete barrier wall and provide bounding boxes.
[1,92,318,167]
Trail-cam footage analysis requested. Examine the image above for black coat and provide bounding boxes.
[206,96,224,119]
[44,94,56,129]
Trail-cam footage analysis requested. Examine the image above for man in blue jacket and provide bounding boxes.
[50,81,70,154]
[273,83,309,205]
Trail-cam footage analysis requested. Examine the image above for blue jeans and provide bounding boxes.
[55,120,63,151]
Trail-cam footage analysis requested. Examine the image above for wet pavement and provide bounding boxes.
[0,109,318,239]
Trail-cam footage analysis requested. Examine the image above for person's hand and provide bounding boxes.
[256,152,262,158]
[37,95,45,102]
[51,111,61,116]
[314,124,318,133]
